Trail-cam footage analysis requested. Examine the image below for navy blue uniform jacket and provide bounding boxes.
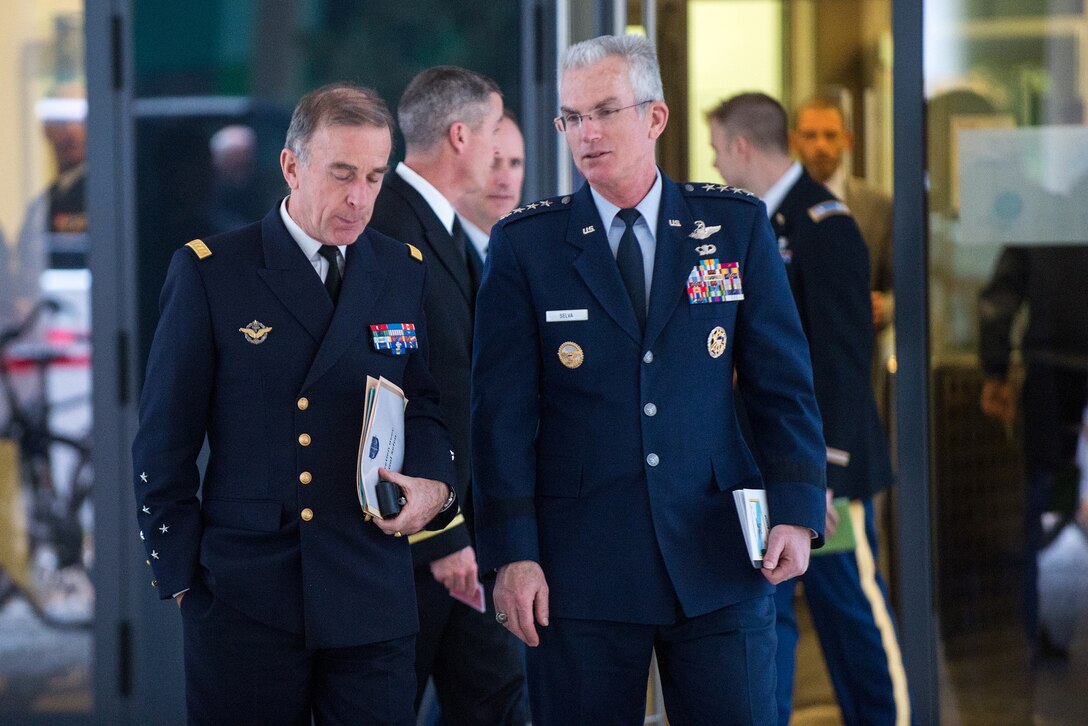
[772,171,893,499]
[471,176,827,624]
[132,207,455,648]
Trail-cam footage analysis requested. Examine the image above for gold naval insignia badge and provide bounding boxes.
[239,320,272,345]
[557,341,584,369]
[707,326,727,359]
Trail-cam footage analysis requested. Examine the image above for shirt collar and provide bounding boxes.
[825,165,847,200]
[458,214,490,259]
[279,197,348,262]
[396,162,456,234]
[589,169,663,238]
[763,161,804,218]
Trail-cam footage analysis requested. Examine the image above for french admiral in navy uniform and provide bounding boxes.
[132,83,456,725]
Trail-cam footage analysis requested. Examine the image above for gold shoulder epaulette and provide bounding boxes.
[406,243,423,262]
[185,239,212,259]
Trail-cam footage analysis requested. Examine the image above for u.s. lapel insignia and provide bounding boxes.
[707,326,727,358]
[689,220,722,240]
[695,244,716,256]
[582,225,596,235]
[668,219,681,227]
[558,341,584,369]
[239,320,272,344]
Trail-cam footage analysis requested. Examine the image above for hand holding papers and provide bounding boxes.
[733,488,769,568]
[357,376,407,519]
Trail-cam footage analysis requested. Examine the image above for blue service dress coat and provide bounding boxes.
[132,206,455,649]
[771,170,893,499]
[471,175,827,625]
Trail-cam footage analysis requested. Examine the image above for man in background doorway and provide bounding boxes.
[2,83,87,329]
[456,109,525,259]
[792,97,895,420]
[709,92,910,726]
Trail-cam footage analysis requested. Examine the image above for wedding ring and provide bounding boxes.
[496,611,509,624]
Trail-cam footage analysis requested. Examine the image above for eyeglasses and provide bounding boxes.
[553,100,653,133]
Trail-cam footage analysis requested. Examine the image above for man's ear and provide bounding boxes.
[647,101,669,141]
[280,148,300,190]
[448,121,468,154]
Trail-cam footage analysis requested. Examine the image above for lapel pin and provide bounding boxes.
[582,225,595,235]
[669,219,681,227]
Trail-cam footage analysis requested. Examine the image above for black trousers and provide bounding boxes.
[180,579,415,726]
[414,566,529,725]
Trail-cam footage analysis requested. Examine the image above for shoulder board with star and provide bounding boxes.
[405,243,424,262]
[497,195,571,225]
[681,183,760,205]
[184,238,213,260]
[807,199,852,223]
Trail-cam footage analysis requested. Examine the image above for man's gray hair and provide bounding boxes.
[285,83,394,162]
[559,34,664,106]
[398,66,501,151]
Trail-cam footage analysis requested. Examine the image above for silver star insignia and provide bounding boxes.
[159,524,170,534]
[142,505,151,514]
[139,530,145,541]
[702,184,717,191]
[151,550,159,560]
[513,207,525,214]
[527,203,539,210]
[140,471,148,483]
[539,200,552,207]
[717,185,730,192]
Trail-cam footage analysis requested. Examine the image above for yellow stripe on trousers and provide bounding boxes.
[848,500,911,726]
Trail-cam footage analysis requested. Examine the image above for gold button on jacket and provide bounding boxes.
[297,397,309,410]
[298,433,311,446]
[301,508,314,521]
[299,471,312,485]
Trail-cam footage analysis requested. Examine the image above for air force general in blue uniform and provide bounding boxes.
[471,35,826,725]
[132,84,456,725]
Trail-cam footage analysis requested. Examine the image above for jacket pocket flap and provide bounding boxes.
[711,451,762,492]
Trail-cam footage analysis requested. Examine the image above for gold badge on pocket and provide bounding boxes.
[707,326,727,359]
[558,341,584,369]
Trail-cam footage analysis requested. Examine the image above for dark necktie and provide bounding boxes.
[452,217,481,297]
[318,245,343,304]
[615,208,646,331]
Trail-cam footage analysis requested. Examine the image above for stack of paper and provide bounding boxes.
[356,376,407,518]
[733,488,769,568]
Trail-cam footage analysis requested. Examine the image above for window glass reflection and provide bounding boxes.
[0,3,93,718]
[926,1,1088,723]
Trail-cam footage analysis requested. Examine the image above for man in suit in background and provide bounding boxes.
[472,35,826,724]
[369,67,529,725]
[709,92,909,726]
[456,109,525,259]
[792,96,895,420]
[132,83,457,725]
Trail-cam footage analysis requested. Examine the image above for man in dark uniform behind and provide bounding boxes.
[472,35,826,724]
[369,66,529,724]
[708,92,909,726]
[132,83,457,725]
